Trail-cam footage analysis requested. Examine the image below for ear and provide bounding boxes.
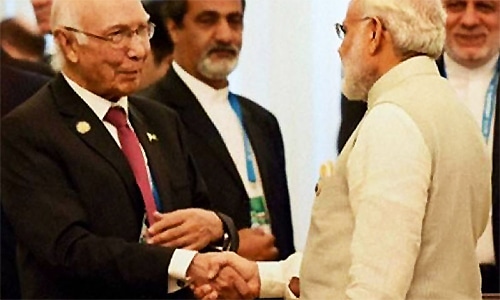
[53,29,80,63]
[368,17,384,55]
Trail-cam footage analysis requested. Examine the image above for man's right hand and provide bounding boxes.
[237,228,279,261]
[190,252,260,300]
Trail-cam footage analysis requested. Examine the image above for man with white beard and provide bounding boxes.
[139,0,295,265]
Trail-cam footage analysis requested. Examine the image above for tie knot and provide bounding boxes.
[105,106,128,128]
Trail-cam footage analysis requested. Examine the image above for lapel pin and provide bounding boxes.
[315,160,335,196]
[76,121,91,134]
[147,132,158,142]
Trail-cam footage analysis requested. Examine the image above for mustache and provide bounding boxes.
[206,44,240,56]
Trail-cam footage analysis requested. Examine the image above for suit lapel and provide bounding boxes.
[492,55,499,264]
[161,70,243,184]
[436,56,446,78]
[51,74,140,205]
[128,101,176,213]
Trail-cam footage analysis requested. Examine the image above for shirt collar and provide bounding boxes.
[172,60,229,105]
[444,52,499,79]
[62,73,129,121]
[368,56,439,108]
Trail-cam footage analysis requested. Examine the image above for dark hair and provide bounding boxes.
[142,0,174,65]
[0,18,46,58]
[162,0,246,27]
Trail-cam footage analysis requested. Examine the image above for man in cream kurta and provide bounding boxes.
[188,0,492,299]
[299,54,491,299]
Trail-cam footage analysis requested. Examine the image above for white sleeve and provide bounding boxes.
[167,249,197,293]
[346,103,431,299]
[257,252,303,298]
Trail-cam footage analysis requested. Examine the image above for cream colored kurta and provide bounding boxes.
[300,56,491,299]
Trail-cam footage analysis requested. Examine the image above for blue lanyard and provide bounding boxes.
[482,60,499,144]
[443,57,499,144]
[228,92,257,183]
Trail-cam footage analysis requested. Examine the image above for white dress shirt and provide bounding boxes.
[172,62,265,204]
[445,53,497,265]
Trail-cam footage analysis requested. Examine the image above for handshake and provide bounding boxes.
[185,251,302,300]
[186,251,261,300]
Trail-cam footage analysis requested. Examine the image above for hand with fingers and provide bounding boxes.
[237,228,279,261]
[190,252,260,300]
[146,209,223,250]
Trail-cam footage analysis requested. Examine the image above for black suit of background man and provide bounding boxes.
[139,67,296,260]
[1,48,53,300]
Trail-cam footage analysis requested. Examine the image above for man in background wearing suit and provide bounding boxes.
[1,45,52,300]
[137,0,175,91]
[139,0,295,262]
[1,0,239,298]
[337,0,499,293]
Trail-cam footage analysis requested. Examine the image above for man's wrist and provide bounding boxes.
[212,211,239,251]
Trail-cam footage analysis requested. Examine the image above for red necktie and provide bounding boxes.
[105,106,157,225]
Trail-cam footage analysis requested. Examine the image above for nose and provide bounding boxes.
[338,41,345,60]
[214,20,233,43]
[126,34,149,60]
[460,3,480,27]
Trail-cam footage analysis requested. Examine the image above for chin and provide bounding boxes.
[342,80,367,101]
[199,58,238,80]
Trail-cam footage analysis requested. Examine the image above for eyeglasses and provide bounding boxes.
[63,22,155,48]
[335,17,372,40]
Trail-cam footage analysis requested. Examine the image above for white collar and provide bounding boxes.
[444,53,498,79]
[62,73,129,121]
[172,61,229,105]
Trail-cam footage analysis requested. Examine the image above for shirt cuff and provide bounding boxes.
[258,261,286,298]
[167,249,197,293]
[257,252,303,298]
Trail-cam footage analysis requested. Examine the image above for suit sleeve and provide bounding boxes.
[1,115,173,294]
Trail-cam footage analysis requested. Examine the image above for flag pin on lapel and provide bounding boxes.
[147,132,158,142]
[76,121,91,134]
[315,160,335,196]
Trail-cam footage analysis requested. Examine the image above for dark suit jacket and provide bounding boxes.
[1,60,52,299]
[1,64,51,118]
[139,68,295,260]
[1,74,229,299]
[0,48,55,77]
[337,55,499,278]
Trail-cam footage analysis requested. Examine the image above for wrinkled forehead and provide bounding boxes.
[80,0,149,30]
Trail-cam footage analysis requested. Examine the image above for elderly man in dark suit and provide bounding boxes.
[337,0,499,294]
[139,0,295,262]
[1,0,239,298]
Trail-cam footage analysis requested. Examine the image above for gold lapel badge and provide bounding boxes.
[315,160,335,196]
[147,132,158,143]
[76,121,91,134]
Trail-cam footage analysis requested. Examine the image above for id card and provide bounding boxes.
[250,195,272,234]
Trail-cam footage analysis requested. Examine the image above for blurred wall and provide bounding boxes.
[230,0,349,250]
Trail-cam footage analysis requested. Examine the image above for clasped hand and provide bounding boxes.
[187,252,260,300]
[146,209,223,250]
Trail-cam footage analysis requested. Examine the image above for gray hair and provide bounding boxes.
[50,0,88,71]
[361,0,446,59]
